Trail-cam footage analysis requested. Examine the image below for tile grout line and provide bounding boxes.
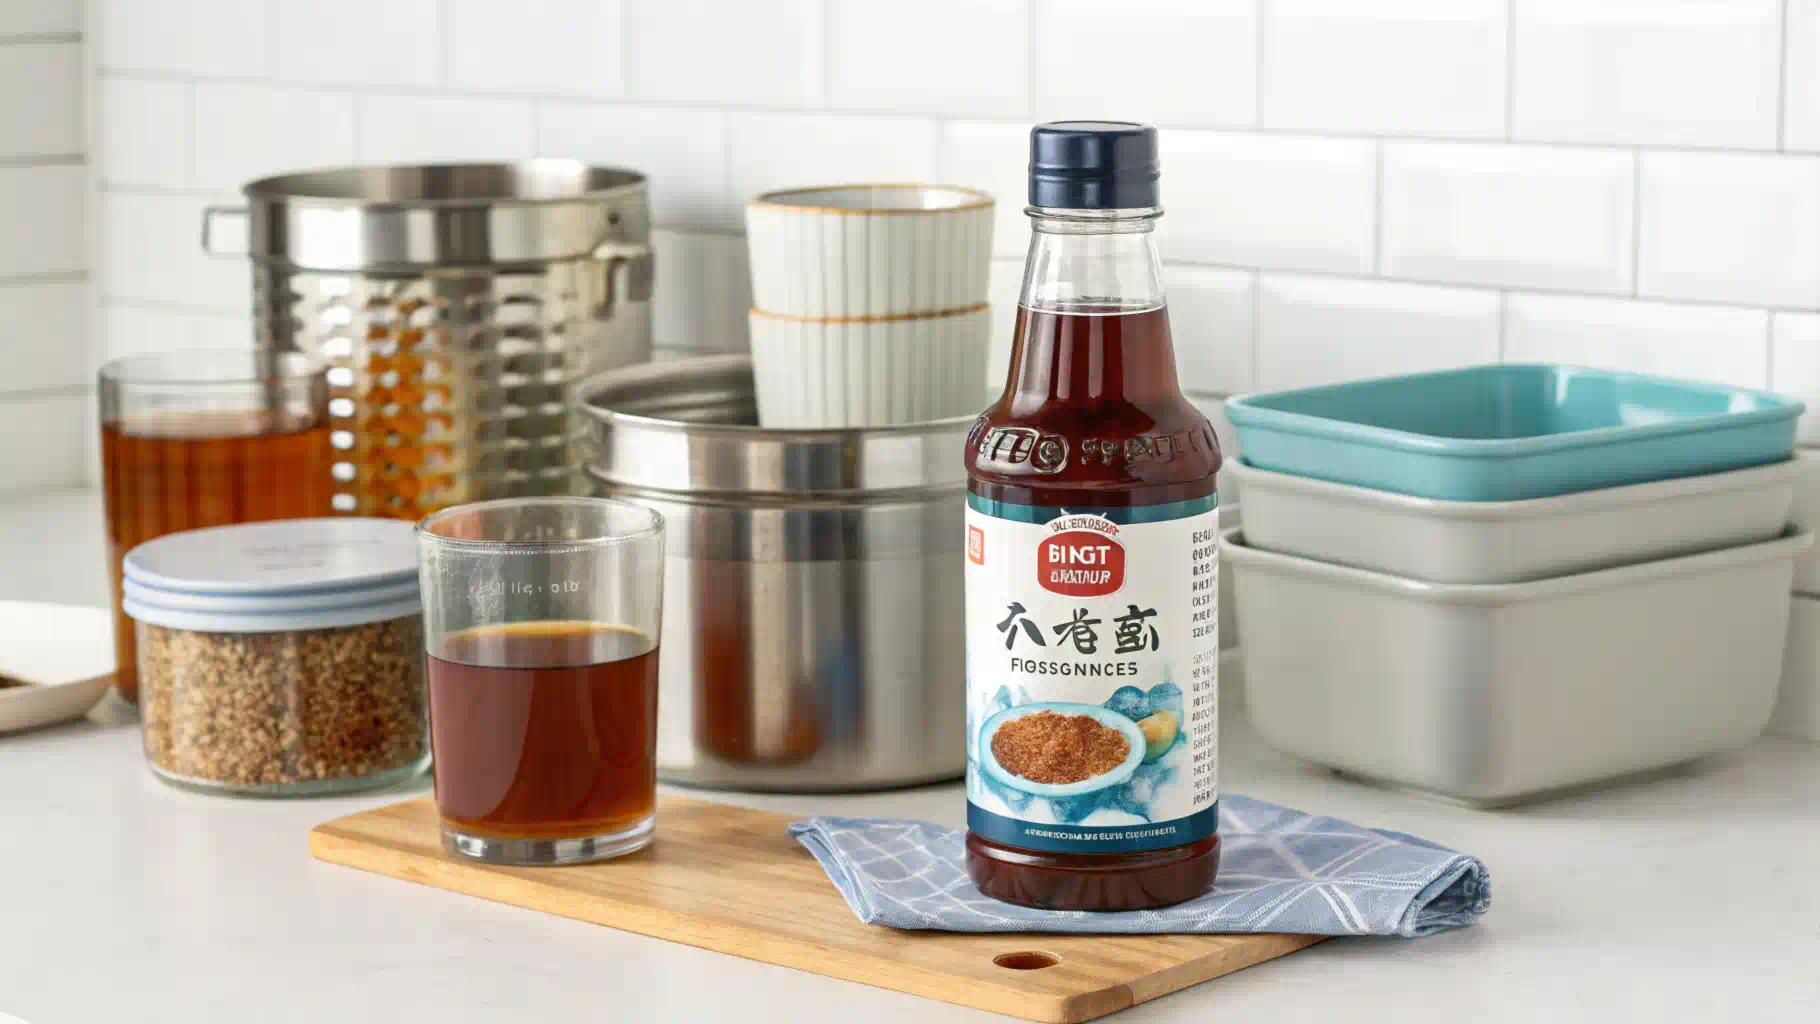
[1503,0,1516,142]
[1370,139,1385,274]
[1629,147,1643,297]
[79,67,1820,158]
[1780,0,1793,151]
[1254,0,1269,129]
[183,83,196,189]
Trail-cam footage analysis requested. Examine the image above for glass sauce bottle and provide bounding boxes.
[964,121,1221,910]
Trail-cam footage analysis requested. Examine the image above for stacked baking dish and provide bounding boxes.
[1221,364,1809,806]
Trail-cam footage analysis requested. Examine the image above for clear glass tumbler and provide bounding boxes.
[416,496,665,865]
[100,350,336,704]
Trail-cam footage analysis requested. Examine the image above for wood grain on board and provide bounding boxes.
[309,795,1323,1023]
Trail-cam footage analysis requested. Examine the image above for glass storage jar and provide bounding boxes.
[122,518,429,796]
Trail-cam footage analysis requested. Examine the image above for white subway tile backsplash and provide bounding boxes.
[0,282,84,394]
[1638,151,1820,310]
[626,0,823,106]
[273,0,440,87]
[194,85,357,193]
[1163,131,1377,274]
[0,394,84,494]
[102,193,248,309]
[1164,266,1255,396]
[356,94,535,164]
[99,78,188,189]
[1033,0,1254,127]
[984,258,1022,395]
[1382,142,1634,294]
[98,0,268,78]
[651,231,750,352]
[536,104,733,230]
[191,311,257,350]
[447,0,624,97]
[1785,1,1820,150]
[0,166,82,277]
[939,121,1031,261]
[0,43,79,157]
[1772,313,1820,445]
[1504,293,1769,390]
[1512,0,1782,148]
[1262,0,1506,137]
[1256,275,1499,391]
[830,0,1026,116]
[727,113,938,207]
[96,304,201,368]
[0,0,78,35]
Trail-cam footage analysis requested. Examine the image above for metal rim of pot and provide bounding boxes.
[580,354,973,500]
[199,159,652,273]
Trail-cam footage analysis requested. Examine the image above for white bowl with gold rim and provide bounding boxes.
[746,184,995,319]
[749,306,989,428]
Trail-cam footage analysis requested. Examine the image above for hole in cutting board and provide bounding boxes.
[993,951,1060,970]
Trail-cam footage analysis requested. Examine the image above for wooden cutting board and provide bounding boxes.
[309,796,1324,1023]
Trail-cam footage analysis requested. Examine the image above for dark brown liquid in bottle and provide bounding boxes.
[965,304,1221,910]
[428,621,659,840]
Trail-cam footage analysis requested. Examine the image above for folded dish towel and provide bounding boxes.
[789,794,1489,936]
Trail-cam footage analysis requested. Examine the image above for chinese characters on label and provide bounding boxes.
[996,601,1162,653]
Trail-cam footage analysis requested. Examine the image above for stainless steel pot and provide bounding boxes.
[582,356,968,791]
[204,161,654,519]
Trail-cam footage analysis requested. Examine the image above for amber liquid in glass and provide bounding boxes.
[101,412,336,703]
[428,622,660,840]
[965,304,1222,910]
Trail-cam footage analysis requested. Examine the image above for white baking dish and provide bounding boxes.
[1224,525,1810,806]
[1228,457,1797,585]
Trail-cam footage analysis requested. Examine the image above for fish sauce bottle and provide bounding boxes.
[964,121,1221,910]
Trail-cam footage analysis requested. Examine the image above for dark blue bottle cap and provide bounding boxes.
[1028,120,1160,210]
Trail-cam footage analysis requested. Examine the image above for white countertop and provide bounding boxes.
[2,490,1818,1023]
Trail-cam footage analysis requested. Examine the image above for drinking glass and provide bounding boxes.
[100,349,336,704]
[416,496,665,865]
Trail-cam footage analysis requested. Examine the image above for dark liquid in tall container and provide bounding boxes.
[428,621,659,840]
[965,304,1222,910]
[101,412,336,703]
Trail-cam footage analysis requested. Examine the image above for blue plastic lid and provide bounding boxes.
[122,518,420,633]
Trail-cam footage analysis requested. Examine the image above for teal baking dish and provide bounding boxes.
[1225,364,1803,501]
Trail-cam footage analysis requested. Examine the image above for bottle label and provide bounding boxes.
[965,494,1218,854]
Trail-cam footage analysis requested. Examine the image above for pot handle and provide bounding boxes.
[592,238,655,318]
[201,205,249,257]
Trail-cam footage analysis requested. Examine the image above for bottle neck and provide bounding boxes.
[1006,207,1180,407]
[1018,207,1166,314]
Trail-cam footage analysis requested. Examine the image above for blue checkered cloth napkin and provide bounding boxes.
[788,795,1489,936]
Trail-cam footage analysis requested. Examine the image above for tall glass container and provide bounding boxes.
[963,122,1223,910]
[100,350,336,703]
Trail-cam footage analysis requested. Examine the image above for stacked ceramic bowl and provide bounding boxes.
[1220,363,1809,806]
[746,185,993,428]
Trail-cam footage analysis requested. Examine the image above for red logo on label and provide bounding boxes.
[1037,530,1125,597]
[967,525,985,565]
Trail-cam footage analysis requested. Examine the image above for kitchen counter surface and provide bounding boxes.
[2,489,1817,1023]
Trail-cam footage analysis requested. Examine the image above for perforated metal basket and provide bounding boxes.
[203,161,653,519]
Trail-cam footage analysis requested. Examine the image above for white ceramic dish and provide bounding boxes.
[746,184,994,319]
[749,306,988,428]
[0,601,115,734]
[1229,457,1797,585]
[1224,525,1810,807]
